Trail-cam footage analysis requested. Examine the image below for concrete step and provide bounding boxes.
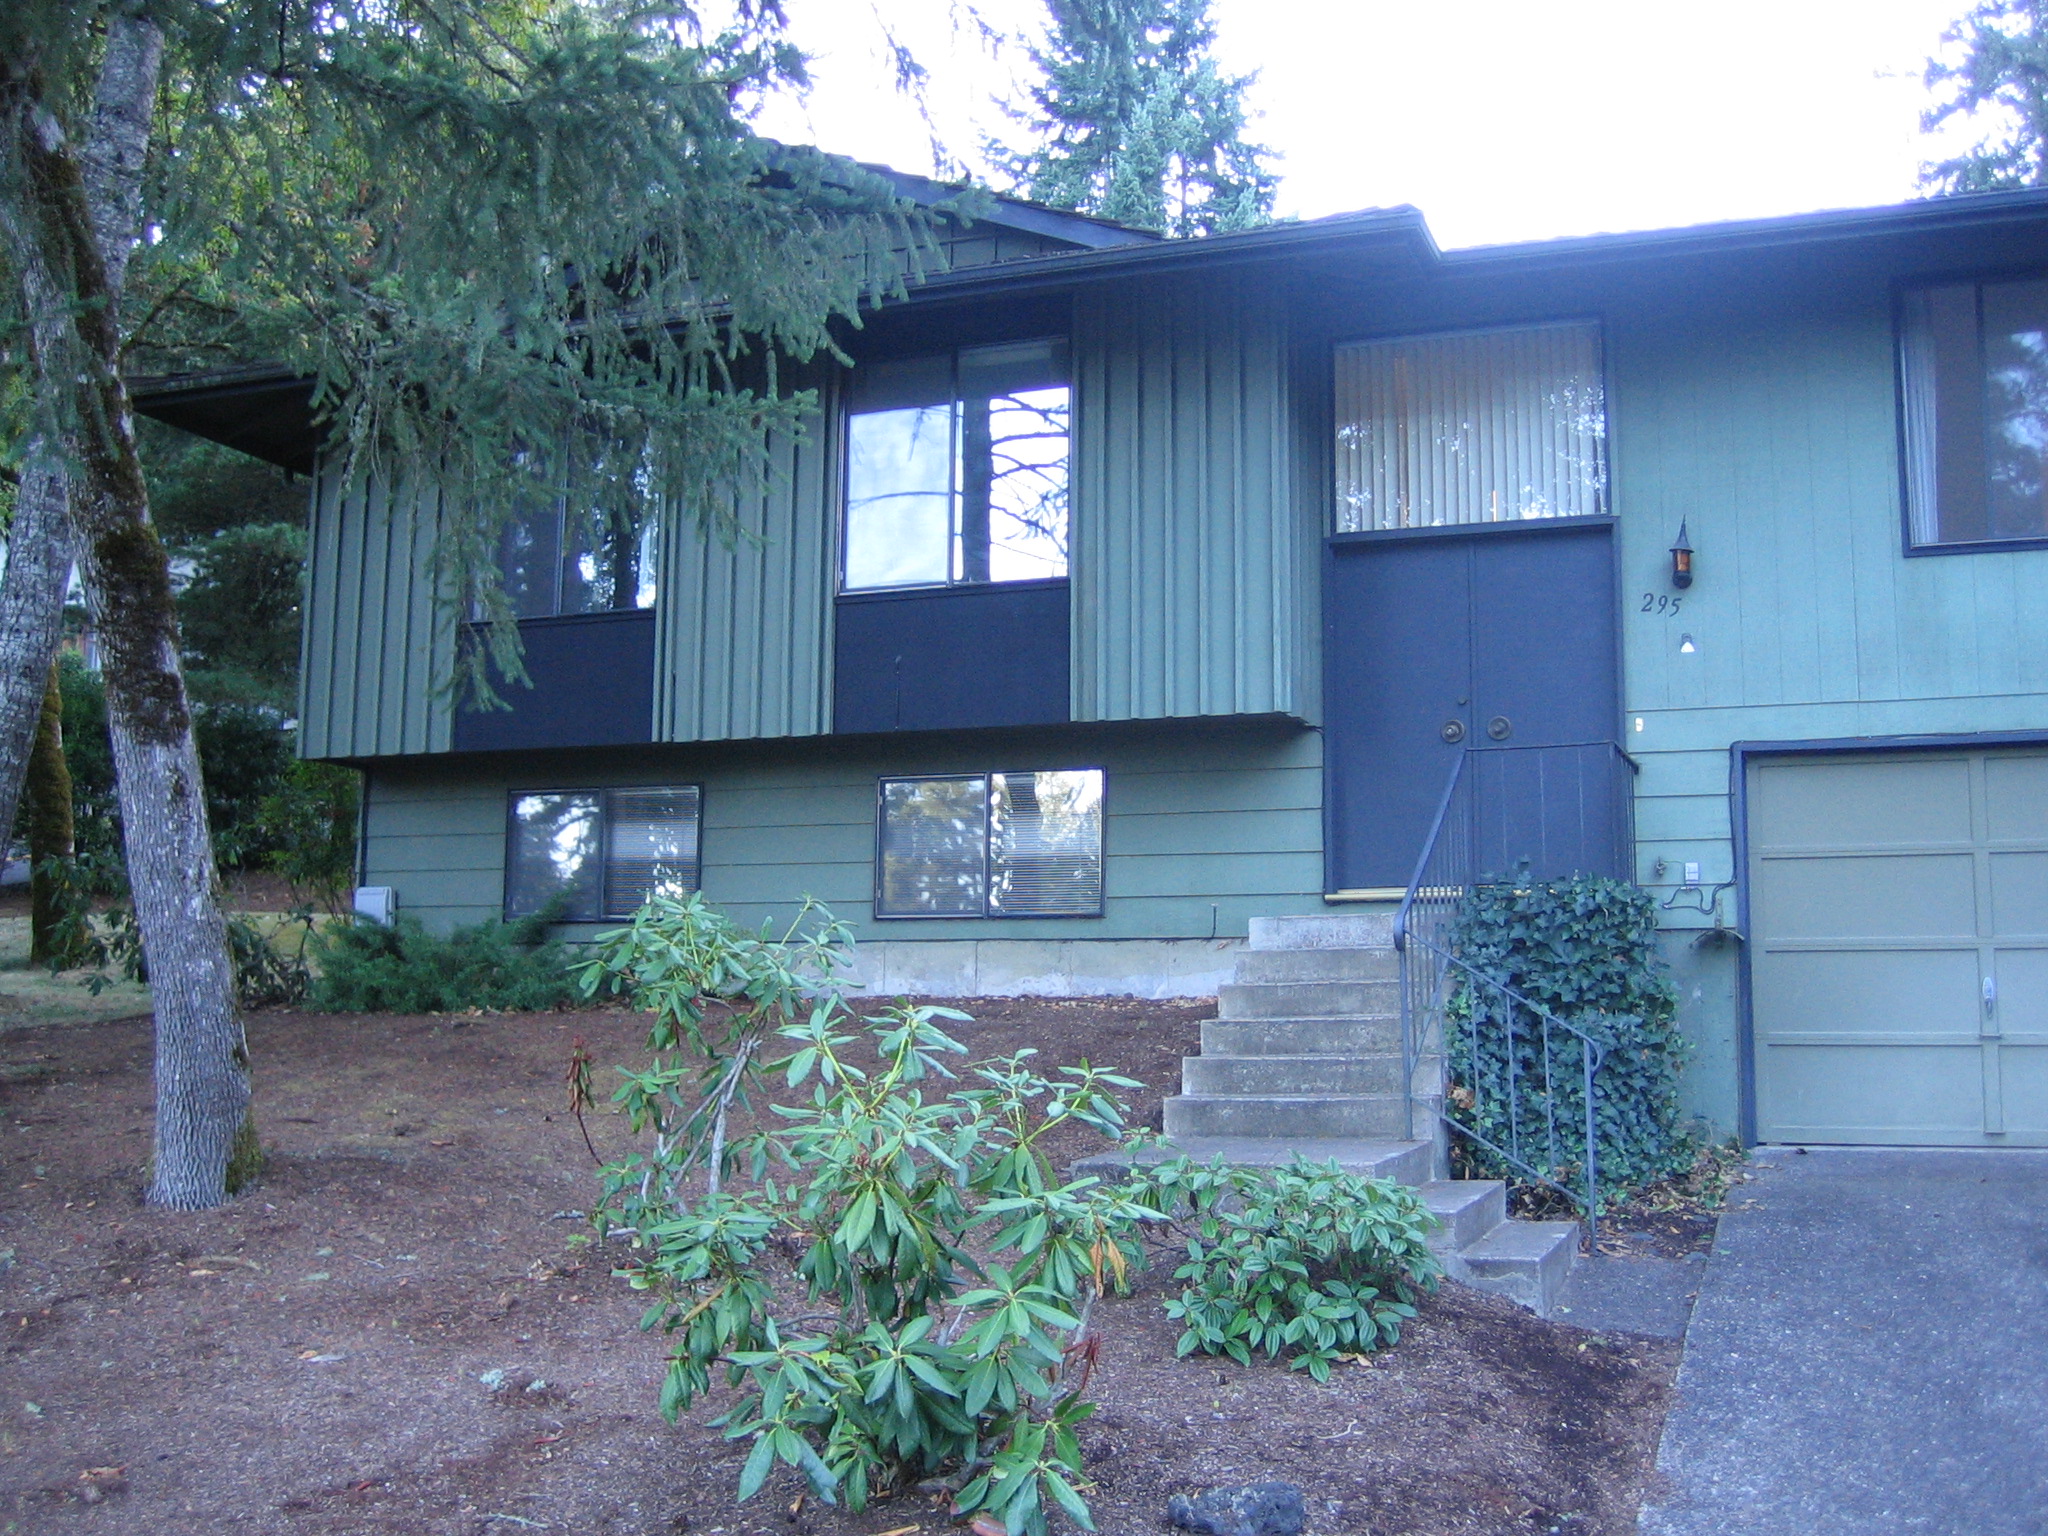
[1417,1179,1508,1252]
[1181,1052,1402,1097]
[1216,979,1400,1020]
[1455,1218,1579,1316]
[1201,1016,1403,1056]
[1248,912,1395,951]
[1163,1092,1408,1141]
[1072,1137,1434,1185]
[1232,947,1400,985]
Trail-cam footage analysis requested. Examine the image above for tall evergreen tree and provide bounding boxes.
[1922,1,2048,192]
[1,0,931,1208]
[1002,0,1277,237]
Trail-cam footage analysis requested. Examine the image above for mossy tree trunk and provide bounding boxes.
[0,460,75,863]
[4,12,251,1209]
[24,660,74,965]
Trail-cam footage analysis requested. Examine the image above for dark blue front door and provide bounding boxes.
[1324,520,1621,891]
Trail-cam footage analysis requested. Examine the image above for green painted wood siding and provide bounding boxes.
[299,469,453,759]
[359,723,1324,938]
[1612,282,2048,902]
[1072,271,1314,723]
[654,377,839,742]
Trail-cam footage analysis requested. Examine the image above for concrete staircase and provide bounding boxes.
[1082,911,1579,1315]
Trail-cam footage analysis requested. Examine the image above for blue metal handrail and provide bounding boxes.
[1392,742,1636,1242]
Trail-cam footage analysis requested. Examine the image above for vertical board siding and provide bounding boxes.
[299,467,453,759]
[1073,271,1310,722]
[656,379,837,743]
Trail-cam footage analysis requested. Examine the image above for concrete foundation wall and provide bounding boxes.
[845,937,1239,999]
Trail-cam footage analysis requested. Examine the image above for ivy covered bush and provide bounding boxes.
[1446,872,1689,1200]
[575,894,1154,1535]
[1133,1156,1440,1381]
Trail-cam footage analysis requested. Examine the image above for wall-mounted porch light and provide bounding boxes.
[1670,519,1694,589]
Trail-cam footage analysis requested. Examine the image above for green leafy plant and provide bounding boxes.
[308,906,572,1013]
[257,759,361,913]
[1130,1156,1441,1382]
[574,894,1153,1535]
[1446,871,1690,1200]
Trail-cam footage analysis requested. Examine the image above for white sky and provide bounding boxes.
[743,0,1997,249]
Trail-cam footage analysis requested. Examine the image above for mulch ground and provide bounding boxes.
[0,998,1680,1536]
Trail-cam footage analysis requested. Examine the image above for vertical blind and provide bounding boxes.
[1333,321,1608,533]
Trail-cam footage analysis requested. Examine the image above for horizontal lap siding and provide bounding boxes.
[655,377,837,743]
[299,468,453,759]
[359,726,1324,939]
[1073,272,1312,723]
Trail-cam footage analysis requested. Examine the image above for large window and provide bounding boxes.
[842,339,1071,590]
[875,769,1104,918]
[497,501,658,618]
[1333,321,1608,533]
[1901,275,2048,549]
[505,785,700,920]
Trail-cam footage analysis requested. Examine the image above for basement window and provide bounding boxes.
[1901,275,2048,550]
[505,785,701,921]
[1333,320,1608,532]
[842,339,1070,590]
[875,769,1104,919]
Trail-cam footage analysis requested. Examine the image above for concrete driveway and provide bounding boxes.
[1640,1147,2048,1536]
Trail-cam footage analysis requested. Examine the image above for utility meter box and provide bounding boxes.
[352,886,397,925]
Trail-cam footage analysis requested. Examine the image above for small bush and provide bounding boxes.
[309,909,572,1013]
[1447,872,1690,1200]
[577,894,1151,1535]
[1132,1157,1441,1382]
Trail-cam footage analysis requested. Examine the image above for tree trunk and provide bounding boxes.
[24,659,75,965]
[5,14,250,1209]
[0,455,76,854]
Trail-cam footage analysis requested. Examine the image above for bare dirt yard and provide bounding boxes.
[1,997,1679,1536]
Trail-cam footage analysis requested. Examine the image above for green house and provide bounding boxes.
[139,176,2048,1152]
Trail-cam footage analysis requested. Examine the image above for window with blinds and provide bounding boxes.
[875,769,1104,919]
[506,784,701,920]
[1333,321,1608,533]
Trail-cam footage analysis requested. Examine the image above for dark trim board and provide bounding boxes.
[1726,726,2048,1146]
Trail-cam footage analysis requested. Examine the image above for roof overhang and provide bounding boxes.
[130,186,2048,471]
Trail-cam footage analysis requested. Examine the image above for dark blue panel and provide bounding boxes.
[835,581,1070,734]
[1324,521,1620,889]
[452,610,655,752]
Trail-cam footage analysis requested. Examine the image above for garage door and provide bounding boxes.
[1748,749,2048,1145]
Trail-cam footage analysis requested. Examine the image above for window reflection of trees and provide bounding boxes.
[989,770,1102,916]
[877,770,1104,919]
[1986,325,2048,538]
[982,387,1071,580]
[879,777,988,916]
[509,792,602,920]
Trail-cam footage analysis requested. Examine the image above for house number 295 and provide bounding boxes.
[1640,593,1683,615]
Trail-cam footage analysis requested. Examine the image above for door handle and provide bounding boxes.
[1440,719,1466,744]
[1487,715,1513,741]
